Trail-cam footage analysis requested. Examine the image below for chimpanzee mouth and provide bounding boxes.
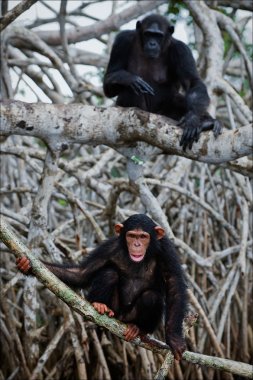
[144,49,160,59]
[129,253,145,262]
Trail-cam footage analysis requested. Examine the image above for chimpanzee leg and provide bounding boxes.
[86,267,119,312]
[122,290,164,333]
[161,93,187,120]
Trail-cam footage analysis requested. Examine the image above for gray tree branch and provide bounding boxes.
[1,100,252,166]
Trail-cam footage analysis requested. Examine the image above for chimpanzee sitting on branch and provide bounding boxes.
[17,214,188,360]
[103,14,222,150]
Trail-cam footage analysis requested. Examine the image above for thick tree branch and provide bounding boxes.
[0,100,252,164]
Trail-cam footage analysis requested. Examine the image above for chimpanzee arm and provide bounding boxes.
[164,273,187,340]
[41,261,87,288]
[171,39,216,150]
[42,238,118,288]
[160,238,188,359]
[173,39,210,115]
[16,256,86,287]
[103,31,154,97]
[16,237,115,290]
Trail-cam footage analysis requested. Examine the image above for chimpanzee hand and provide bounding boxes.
[130,75,155,96]
[16,256,32,275]
[124,323,140,341]
[178,112,202,150]
[166,334,186,361]
[92,302,115,317]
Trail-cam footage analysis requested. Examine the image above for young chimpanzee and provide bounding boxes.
[103,14,222,150]
[17,214,188,360]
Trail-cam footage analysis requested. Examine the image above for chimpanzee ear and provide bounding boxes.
[168,25,174,35]
[154,226,165,240]
[114,223,124,235]
[136,20,142,30]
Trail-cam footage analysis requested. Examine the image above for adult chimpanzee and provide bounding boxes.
[17,214,188,360]
[103,14,221,150]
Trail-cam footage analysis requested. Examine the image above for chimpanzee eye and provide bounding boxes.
[144,32,162,41]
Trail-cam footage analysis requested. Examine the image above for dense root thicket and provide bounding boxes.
[1,140,252,379]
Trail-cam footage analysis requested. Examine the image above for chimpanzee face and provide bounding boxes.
[115,217,165,263]
[125,229,151,262]
[136,17,174,60]
[142,29,164,59]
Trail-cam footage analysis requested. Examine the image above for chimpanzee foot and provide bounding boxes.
[123,323,140,341]
[92,302,114,317]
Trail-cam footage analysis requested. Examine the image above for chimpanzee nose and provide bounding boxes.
[149,41,156,48]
